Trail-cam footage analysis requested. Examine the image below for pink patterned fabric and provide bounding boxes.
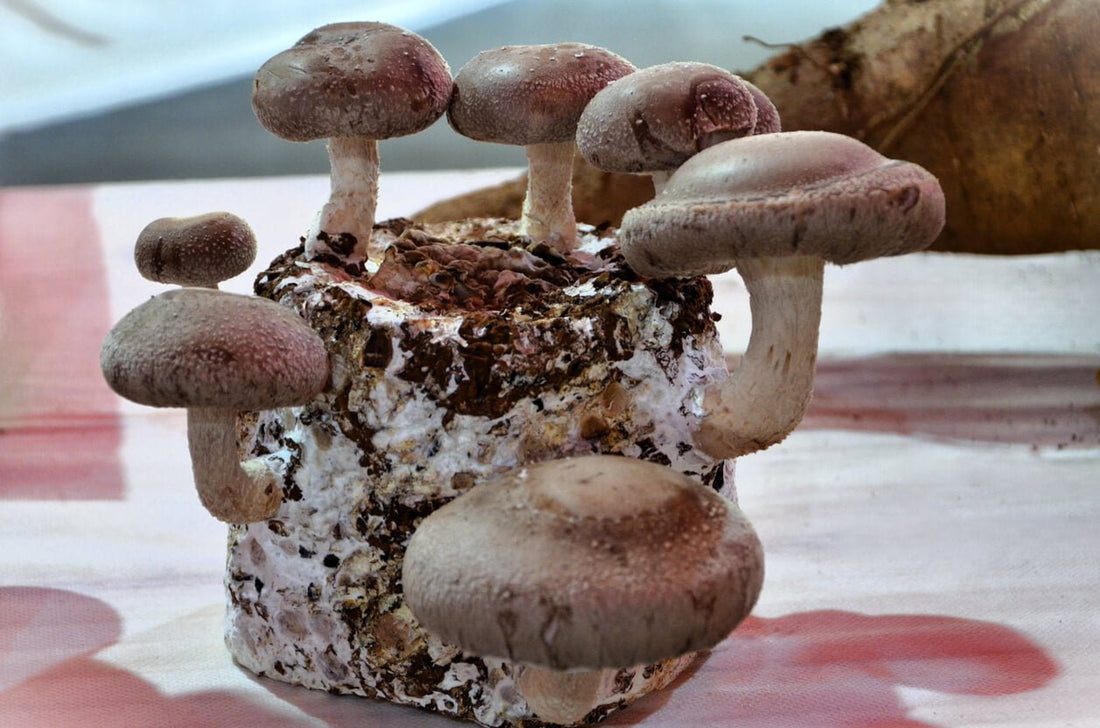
[1,188,124,499]
[1,179,1097,727]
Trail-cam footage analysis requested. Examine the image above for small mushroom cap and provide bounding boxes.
[403,455,764,670]
[252,21,452,142]
[743,79,781,135]
[577,62,759,173]
[620,131,946,278]
[447,43,635,145]
[134,212,257,287]
[101,288,328,410]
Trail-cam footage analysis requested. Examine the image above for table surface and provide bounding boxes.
[2,171,1098,728]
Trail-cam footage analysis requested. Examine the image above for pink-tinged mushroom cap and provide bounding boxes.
[134,212,257,288]
[620,130,945,277]
[101,288,328,410]
[403,455,763,670]
[448,43,635,146]
[252,21,452,143]
[577,62,760,174]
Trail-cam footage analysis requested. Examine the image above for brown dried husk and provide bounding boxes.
[416,0,1100,255]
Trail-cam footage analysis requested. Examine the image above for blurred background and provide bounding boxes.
[0,0,879,186]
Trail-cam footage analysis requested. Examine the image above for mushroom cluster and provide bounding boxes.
[101,18,947,728]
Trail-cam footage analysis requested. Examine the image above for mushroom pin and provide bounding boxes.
[100,288,329,523]
[448,43,635,252]
[134,212,257,289]
[619,131,946,458]
[403,455,763,724]
[253,22,452,262]
[577,62,777,194]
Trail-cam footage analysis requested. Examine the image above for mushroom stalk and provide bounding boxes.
[314,135,380,261]
[696,255,824,459]
[516,665,605,725]
[188,406,281,523]
[521,141,577,252]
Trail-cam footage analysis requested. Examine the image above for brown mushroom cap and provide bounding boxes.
[743,79,781,134]
[402,455,764,670]
[100,288,328,410]
[447,43,635,145]
[134,212,257,287]
[620,131,946,277]
[252,21,452,142]
[577,62,759,173]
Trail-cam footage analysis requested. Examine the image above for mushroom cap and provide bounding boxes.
[619,131,946,278]
[252,21,452,142]
[577,62,759,173]
[402,455,764,670]
[134,212,257,287]
[447,43,635,146]
[743,79,781,135]
[101,288,328,410]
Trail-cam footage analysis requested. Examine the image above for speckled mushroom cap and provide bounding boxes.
[447,43,635,145]
[402,455,764,670]
[101,288,328,410]
[252,22,452,142]
[134,212,257,287]
[743,79,781,134]
[620,130,946,277]
[576,62,760,173]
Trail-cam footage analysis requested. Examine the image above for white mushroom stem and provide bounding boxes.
[312,135,380,261]
[521,141,577,253]
[696,254,824,459]
[516,665,605,725]
[187,406,281,523]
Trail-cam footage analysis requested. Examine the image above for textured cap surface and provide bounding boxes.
[577,62,758,173]
[134,212,257,287]
[252,22,452,142]
[620,131,946,277]
[101,288,328,409]
[402,455,764,670]
[743,79,781,134]
[448,43,635,145]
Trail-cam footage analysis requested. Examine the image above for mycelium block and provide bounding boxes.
[224,217,733,726]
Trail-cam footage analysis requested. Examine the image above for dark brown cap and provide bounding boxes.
[252,22,452,142]
[100,288,328,410]
[134,212,257,287]
[577,62,760,173]
[402,455,764,670]
[447,43,635,145]
[620,131,946,277]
